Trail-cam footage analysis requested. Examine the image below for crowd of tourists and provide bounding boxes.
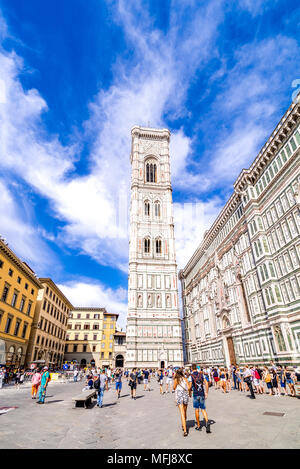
[75,361,300,437]
[0,367,26,388]
[1,360,299,438]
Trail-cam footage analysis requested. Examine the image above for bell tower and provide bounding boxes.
[125,126,183,369]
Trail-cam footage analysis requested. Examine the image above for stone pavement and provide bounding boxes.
[0,378,299,449]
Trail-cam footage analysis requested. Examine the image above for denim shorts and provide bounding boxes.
[116,382,122,390]
[193,395,206,410]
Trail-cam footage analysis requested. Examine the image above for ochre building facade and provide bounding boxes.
[0,239,42,367]
[64,308,118,368]
[25,278,73,368]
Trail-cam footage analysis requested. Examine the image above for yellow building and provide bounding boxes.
[25,278,73,369]
[0,239,42,367]
[101,312,119,368]
[64,308,118,368]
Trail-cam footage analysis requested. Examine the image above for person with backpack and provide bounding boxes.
[95,369,107,408]
[31,368,42,399]
[263,367,273,395]
[278,366,288,396]
[189,364,211,433]
[128,368,138,399]
[253,366,264,394]
[36,367,51,404]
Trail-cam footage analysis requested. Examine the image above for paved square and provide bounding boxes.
[0,378,299,449]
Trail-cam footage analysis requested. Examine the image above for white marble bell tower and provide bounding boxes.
[125,126,184,369]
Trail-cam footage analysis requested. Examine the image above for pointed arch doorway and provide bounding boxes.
[115,355,124,368]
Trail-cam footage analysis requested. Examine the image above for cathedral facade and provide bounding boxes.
[125,126,183,369]
[180,98,300,367]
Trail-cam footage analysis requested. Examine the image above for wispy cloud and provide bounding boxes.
[0,1,297,284]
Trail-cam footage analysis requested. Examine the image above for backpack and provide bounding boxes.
[265,373,271,383]
[192,372,204,395]
[94,378,100,390]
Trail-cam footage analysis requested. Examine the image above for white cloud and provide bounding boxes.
[0,0,226,273]
[0,2,297,285]
[174,197,224,270]
[0,179,57,272]
[57,280,128,330]
[199,35,299,188]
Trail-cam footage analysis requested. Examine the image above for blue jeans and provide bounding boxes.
[97,388,104,407]
[233,374,237,389]
[193,395,206,410]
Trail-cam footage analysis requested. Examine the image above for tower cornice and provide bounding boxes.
[131,126,170,141]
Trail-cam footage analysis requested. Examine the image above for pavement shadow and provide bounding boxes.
[102,403,117,408]
[199,419,216,429]
[119,394,130,398]
[186,419,195,430]
[46,400,64,404]
[134,395,144,400]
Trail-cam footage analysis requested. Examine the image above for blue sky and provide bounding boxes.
[0,0,299,327]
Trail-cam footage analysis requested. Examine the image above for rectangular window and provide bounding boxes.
[285,143,292,157]
[280,149,287,163]
[11,292,18,308]
[5,316,12,333]
[14,320,21,336]
[294,130,300,146]
[19,298,25,312]
[290,137,297,152]
[2,286,9,302]
[21,323,28,339]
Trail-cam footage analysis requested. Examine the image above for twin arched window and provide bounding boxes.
[144,237,162,255]
[144,200,161,218]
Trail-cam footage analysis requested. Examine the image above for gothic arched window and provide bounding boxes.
[144,238,150,254]
[146,162,157,182]
[156,239,162,254]
[154,201,161,218]
[144,201,150,217]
